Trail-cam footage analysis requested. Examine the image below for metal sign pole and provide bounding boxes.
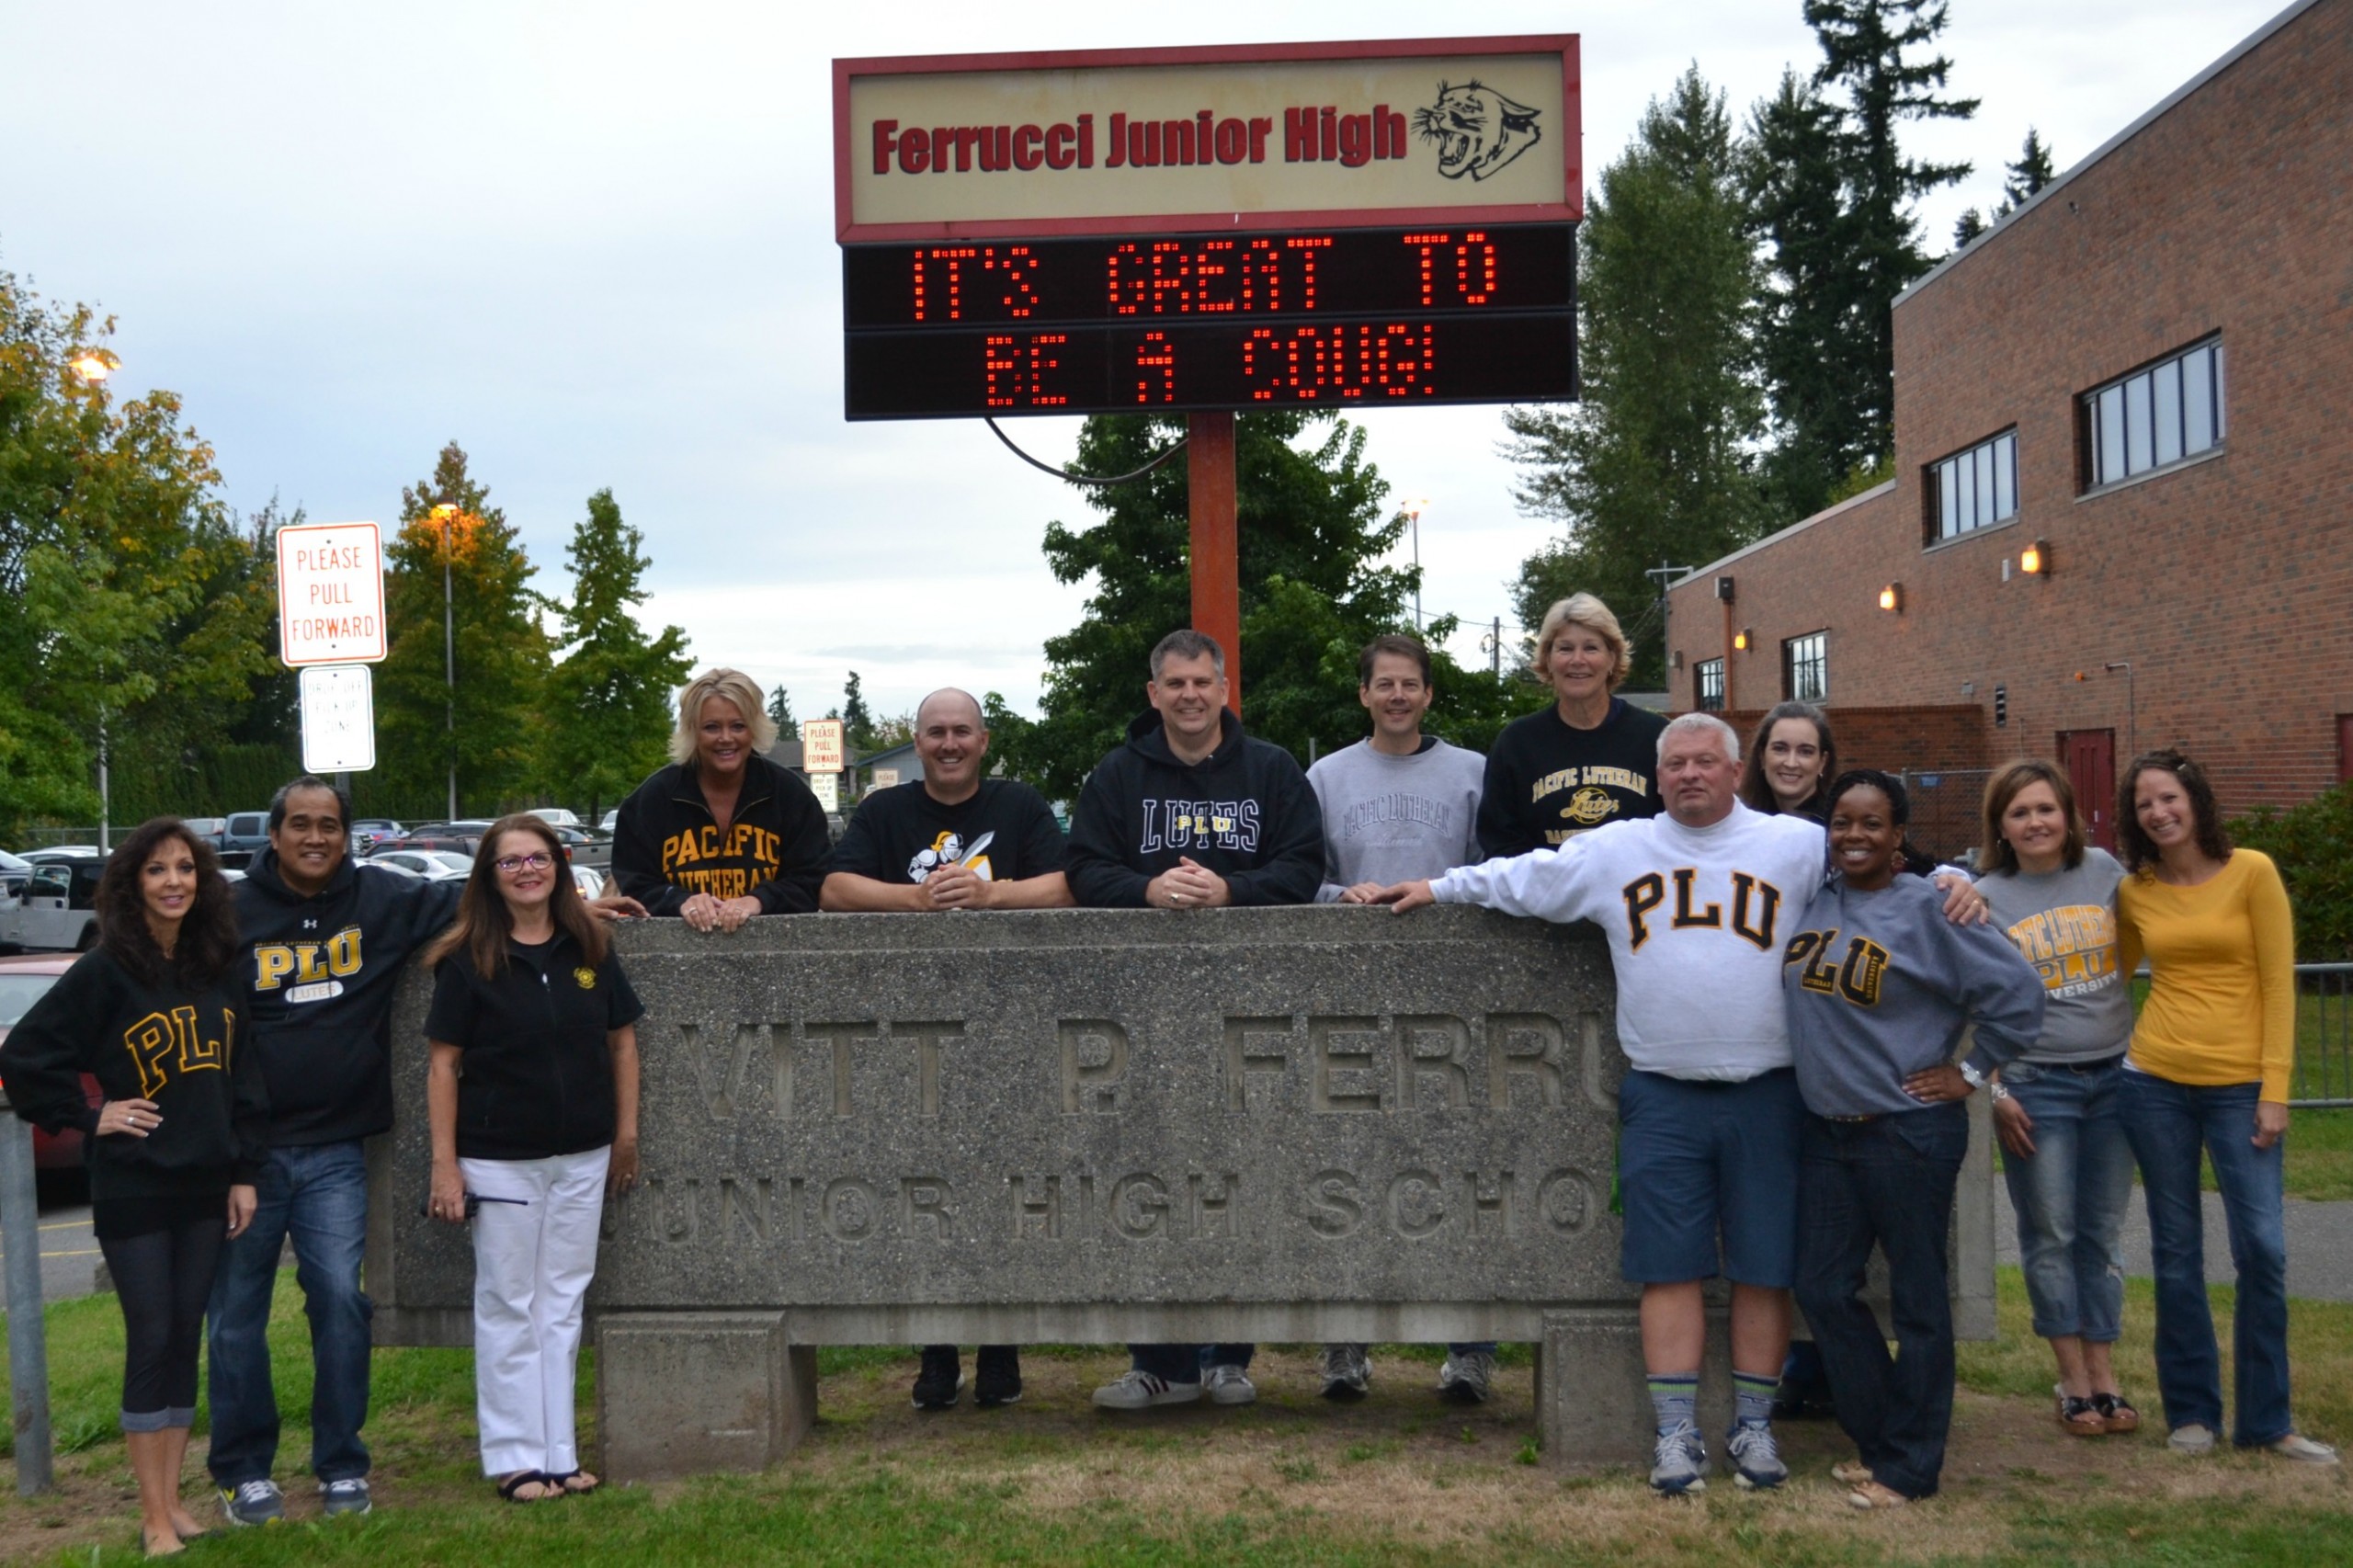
[1187,411,1242,710]
[0,1095,54,1493]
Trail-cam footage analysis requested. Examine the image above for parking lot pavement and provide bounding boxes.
[1995,1185,2353,1303]
[0,1196,98,1304]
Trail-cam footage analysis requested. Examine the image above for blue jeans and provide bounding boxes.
[206,1141,374,1485]
[1999,1060,2133,1341]
[1795,1106,1967,1500]
[2119,1074,2292,1446]
[1130,1344,1253,1382]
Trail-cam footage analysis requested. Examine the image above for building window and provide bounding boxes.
[2085,337,2224,489]
[1929,428,2018,540]
[1696,659,1724,712]
[1783,631,1827,703]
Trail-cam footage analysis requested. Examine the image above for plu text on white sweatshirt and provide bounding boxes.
[1431,801,1827,1081]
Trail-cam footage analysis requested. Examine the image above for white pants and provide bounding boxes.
[461,1146,608,1478]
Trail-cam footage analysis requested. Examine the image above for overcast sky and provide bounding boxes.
[1,0,2285,723]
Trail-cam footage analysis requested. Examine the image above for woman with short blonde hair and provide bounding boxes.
[1477,593,1664,857]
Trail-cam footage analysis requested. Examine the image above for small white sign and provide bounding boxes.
[802,719,846,773]
[809,770,841,813]
[277,521,387,666]
[870,767,900,789]
[299,665,377,773]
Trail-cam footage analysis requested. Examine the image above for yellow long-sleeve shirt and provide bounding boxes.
[2115,848,2297,1102]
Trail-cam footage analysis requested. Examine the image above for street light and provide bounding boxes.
[431,504,460,820]
[1399,496,1430,627]
[67,352,112,383]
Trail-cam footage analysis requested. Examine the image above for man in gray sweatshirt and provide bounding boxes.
[1305,634,1492,1403]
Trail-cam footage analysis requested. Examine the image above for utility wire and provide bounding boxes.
[985,417,1188,487]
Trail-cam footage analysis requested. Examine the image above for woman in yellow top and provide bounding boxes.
[2114,749,2334,1463]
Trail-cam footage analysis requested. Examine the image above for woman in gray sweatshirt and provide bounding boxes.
[1782,770,2044,1509]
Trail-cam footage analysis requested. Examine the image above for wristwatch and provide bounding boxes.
[1988,1078,2011,1103]
[1956,1062,1984,1091]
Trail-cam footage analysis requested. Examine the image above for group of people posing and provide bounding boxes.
[0,592,2330,1551]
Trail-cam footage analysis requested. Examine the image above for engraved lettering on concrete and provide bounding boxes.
[1385,1168,1447,1238]
[1394,1014,1474,1109]
[1188,1172,1245,1241]
[1008,1173,1062,1240]
[1537,1167,1598,1235]
[820,1177,879,1241]
[1488,1012,1568,1108]
[1110,1173,1170,1239]
[802,1022,878,1118]
[1310,1016,1384,1112]
[900,1176,953,1239]
[889,1021,961,1118]
[1058,1019,1130,1113]
[1577,1012,1619,1111]
[1304,1169,1364,1237]
[650,1176,699,1244]
[680,1021,789,1120]
[721,1176,772,1244]
[1468,1168,1514,1236]
[1223,1016,1291,1111]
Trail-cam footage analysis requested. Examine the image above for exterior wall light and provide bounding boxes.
[1733,628,1750,652]
[1879,583,1903,612]
[2020,540,2049,575]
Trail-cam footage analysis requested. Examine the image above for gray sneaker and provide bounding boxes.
[2269,1433,2340,1465]
[220,1479,285,1527]
[321,1477,372,1517]
[1438,1350,1495,1404]
[1203,1363,1257,1406]
[2168,1423,2217,1455]
[1727,1421,1788,1490]
[1650,1424,1709,1495]
[1320,1343,1370,1402]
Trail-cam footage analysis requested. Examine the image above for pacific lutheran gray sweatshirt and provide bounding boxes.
[1306,738,1485,902]
[1781,874,2046,1118]
[1974,849,2132,1062]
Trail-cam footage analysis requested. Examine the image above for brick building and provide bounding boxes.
[1664,0,2352,848]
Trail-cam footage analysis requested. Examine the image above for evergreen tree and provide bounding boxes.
[1507,68,1766,689]
[995,411,1522,799]
[840,671,875,752]
[542,489,692,822]
[374,443,554,818]
[2005,128,2056,208]
[766,684,798,740]
[1953,207,1988,246]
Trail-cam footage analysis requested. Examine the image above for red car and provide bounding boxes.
[0,953,102,1170]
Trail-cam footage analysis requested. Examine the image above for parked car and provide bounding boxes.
[180,816,229,850]
[219,811,272,868]
[528,808,581,828]
[598,808,620,832]
[22,846,104,864]
[368,849,472,881]
[0,858,104,953]
[0,849,30,899]
[0,954,102,1170]
[546,824,611,869]
[571,865,606,901]
[351,818,404,855]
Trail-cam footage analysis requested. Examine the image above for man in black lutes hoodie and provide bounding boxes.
[1065,630,1321,1412]
[206,778,642,1527]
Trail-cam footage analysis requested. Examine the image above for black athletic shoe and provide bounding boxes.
[913,1345,962,1410]
[974,1346,1023,1407]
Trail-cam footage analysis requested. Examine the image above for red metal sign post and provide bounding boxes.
[1187,412,1242,710]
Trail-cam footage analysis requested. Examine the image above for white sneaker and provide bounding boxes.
[2270,1433,2340,1465]
[1203,1363,1257,1406]
[2168,1423,2217,1455]
[1092,1369,1201,1410]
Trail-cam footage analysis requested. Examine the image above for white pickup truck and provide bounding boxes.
[0,858,103,953]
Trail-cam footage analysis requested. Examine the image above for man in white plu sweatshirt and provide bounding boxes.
[1375,712,1981,1497]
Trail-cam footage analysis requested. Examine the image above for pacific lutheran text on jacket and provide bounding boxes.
[1475,699,1667,858]
[1063,709,1323,908]
[0,948,268,1206]
[236,847,461,1147]
[610,754,831,916]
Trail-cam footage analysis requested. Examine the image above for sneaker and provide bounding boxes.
[974,1346,1023,1408]
[1320,1343,1370,1403]
[1203,1363,1257,1406]
[220,1479,285,1527]
[2168,1423,2216,1455]
[1437,1350,1495,1405]
[321,1478,372,1517]
[912,1345,963,1410]
[2269,1433,2340,1465]
[1649,1424,1709,1496]
[1093,1369,1201,1410]
[1726,1421,1788,1491]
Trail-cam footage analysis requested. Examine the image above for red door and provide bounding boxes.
[2061,730,2118,851]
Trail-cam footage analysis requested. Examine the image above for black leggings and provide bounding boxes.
[98,1212,224,1431]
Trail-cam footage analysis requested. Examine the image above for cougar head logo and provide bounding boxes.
[1414,81,1542,182]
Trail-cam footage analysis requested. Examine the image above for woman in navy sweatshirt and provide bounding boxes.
[2,817,267,1556]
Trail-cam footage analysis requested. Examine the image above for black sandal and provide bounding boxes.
[551,1469,600,1495]
[497,1471,562,1503]
[2094,1392,2141,1434]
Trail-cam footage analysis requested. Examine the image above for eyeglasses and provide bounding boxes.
[494,853,554,873]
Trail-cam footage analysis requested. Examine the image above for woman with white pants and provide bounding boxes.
[425,813,643,1503]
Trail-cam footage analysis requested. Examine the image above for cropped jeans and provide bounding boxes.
[2119,1073,2292,1446]
[1998,1058,2133,1342]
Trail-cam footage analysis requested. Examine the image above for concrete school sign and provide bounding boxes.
[365,906,1995,1479]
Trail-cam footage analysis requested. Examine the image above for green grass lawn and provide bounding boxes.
[4,1269,2350,1565]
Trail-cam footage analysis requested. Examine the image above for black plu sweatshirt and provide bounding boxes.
[235,847,462,1146]
[610,755,832,916]
[1063,710,1324,907]
[0,949,267,1203]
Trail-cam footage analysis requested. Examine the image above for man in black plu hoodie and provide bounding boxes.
[1065,631,1322,1412]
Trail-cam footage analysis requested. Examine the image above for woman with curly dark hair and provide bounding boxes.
[425,813,642,1503]
[2113,750,2336,1464]
[1,818,267,1555]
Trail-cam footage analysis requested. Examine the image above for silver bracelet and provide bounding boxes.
[1989,1080,2011,1103]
